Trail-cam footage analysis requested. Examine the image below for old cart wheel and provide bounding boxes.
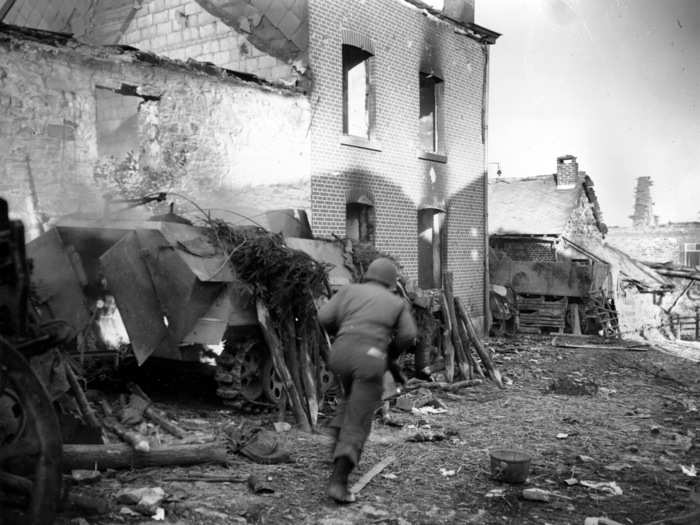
[262,353,336,404]
[0,336,62,525]
[261,357,286,404]
[215,339,266,403]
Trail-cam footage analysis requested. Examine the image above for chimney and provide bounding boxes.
[556,155,578,189]
[443,0,475,25]
[629,176,654,227]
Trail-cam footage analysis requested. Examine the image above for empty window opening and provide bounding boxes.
[418,208,445,289]
[346,203,375,244]
[343,45,372,139]
[419,73,443,153]
[95,86,142,158]
[95,85,159,159]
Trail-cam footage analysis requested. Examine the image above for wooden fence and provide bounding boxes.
[668,307,700,341]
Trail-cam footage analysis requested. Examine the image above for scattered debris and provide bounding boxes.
[604,462,632,472]
[439,468,456,477]
[273,421,292,432]
[584,518,625,525]
[580,480,623,496]
[680,464,697,477]
[247,474,275,494]
[522,488,552,502]
[116,486,165,516]
[70,469,102,484]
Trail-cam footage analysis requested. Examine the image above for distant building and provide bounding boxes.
[607,176,700,267]
[488,155,669,336]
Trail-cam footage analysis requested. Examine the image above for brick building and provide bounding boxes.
[1,0,499,327]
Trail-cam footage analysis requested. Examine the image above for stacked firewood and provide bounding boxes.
[438,272,504,388]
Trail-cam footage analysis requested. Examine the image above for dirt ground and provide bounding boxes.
[56,335,700,525]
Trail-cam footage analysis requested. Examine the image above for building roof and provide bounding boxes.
[489,174,581,236]
[489,173,605,236]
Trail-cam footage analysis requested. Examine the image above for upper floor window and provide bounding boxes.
[419,73,443,153]
[343,44,373,139]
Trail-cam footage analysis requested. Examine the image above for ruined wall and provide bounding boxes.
[615,286,665,337]
[0,31,310,238]
[563,192,605,241]
[307,0,489,320]
[119,0,298,84]
[607,223,700,265]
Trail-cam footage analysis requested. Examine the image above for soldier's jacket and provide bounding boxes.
[318,281,417,354]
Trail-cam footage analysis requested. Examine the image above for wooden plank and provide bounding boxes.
[443,272,471,381]
[350,455,396,495]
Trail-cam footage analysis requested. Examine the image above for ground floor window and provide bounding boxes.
[417,208,445,289]
[346,202,375,244]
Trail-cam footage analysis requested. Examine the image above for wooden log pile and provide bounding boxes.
[428,272,504,388]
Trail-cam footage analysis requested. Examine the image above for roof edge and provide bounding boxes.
[0,22,305,95]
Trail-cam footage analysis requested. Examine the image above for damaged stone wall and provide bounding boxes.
[307,0,488,321]
[120,0,300,84]
[615,285,666,337]
[607,223,700,265]
[0,29,310,237]
[563,192,605,241]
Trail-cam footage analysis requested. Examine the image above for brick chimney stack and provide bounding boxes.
[630,176,654,227]
[443,0,475,25]
[556,155,578,189]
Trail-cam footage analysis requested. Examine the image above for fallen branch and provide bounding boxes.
[350,454,396,495]
[641,509,700,525]
[126,385,186,439]
[161,474,246,483]
[383,379,483,401]
[100,399,150,452]
[443,273,472,381]
[62,442,228,471]
[65,362,100,429]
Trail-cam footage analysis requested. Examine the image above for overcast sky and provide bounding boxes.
[476,0,700,227]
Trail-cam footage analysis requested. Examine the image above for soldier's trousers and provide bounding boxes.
[328,333,387,466]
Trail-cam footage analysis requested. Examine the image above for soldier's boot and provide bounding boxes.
[327,456,356,504]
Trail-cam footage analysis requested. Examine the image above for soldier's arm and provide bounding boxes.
[317,288,344,335]
[394,302,418,352]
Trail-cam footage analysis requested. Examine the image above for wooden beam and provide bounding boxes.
[0,0,17,23]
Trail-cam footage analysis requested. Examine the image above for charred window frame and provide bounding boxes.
[419,73,444,156]
[418,208,445,289]
[346,202,376,244]
[342,44,374,140]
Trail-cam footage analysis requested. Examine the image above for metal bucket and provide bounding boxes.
[489,449,531,484]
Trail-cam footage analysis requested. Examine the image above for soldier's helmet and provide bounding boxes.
[364,257,398,290]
